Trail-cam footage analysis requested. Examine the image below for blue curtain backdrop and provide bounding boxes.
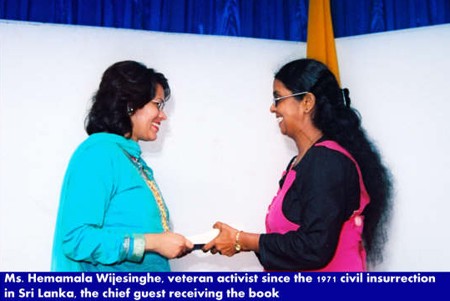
[1,0,449,41]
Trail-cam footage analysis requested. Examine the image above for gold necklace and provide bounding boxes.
[121,148,170,232]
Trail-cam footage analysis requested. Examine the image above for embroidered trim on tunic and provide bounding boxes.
[120,147,170,232]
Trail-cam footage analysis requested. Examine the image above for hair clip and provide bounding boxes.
[341,88,351,108]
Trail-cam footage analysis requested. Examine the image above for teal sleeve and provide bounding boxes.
[60,145,142,265]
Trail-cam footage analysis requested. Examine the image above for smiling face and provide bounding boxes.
[270,79,306,137]
[130,84,167,142]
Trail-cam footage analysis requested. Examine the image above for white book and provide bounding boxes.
[187,229,220,250]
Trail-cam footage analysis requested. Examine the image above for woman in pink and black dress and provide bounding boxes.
[204,58,393,271]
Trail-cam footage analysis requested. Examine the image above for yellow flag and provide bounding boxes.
[306,0,340,84]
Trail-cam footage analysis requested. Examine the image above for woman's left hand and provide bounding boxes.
[203,221,239,257]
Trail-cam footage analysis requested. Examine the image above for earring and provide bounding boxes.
[127,104,134,116]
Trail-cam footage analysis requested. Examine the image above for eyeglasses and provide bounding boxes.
[151,98,167,112]
[272,91,308,107]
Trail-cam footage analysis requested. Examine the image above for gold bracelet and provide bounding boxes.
[234,231,242,253]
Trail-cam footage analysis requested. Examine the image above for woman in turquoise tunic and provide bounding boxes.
[51,61,193,271]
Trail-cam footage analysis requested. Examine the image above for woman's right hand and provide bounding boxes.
[203,221,239,256]
[145,232,193,259]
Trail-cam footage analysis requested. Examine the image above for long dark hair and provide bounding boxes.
[85,60,170,135]
[275,58,393,266]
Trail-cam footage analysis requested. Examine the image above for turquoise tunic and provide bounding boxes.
[51,133,170,271]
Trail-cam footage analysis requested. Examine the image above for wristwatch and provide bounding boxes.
[234,231,242,253]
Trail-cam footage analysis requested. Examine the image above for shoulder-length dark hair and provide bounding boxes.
[85,60,170,136]
[275,58,393,266]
